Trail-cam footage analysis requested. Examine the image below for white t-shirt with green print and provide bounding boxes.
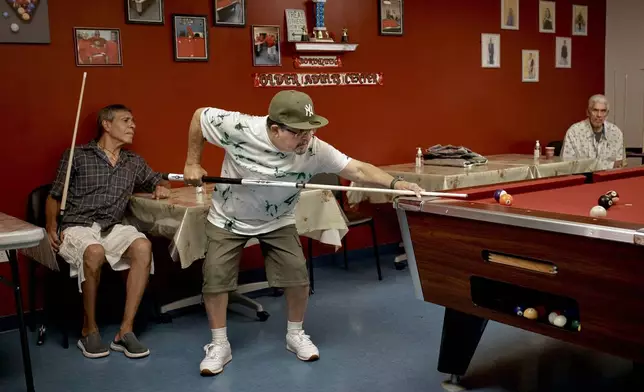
[200,107,352,236]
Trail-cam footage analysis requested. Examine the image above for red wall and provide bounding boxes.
[0,0,605,317]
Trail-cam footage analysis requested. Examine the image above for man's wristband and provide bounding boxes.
[390,176,404,189]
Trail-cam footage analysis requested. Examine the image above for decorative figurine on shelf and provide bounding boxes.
[341,28,348,43]
[301,26,309,41]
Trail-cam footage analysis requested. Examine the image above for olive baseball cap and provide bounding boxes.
[268,90,329,130]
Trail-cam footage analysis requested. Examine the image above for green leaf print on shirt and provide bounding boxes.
[234,122,251,132]
[219,185,232,207]
[263,192,301,218]
[219,132,233,146]
[208,111,229,128]
[264,200,279,217]
[232,141,247,150]
[273,168,310,181]
[233,154,274,169]
[264,149,288,159]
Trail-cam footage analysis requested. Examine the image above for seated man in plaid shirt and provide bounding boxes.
[45,104,171,359]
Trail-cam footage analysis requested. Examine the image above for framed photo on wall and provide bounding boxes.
[539,1,555,33]
[572,5,588,36]
[556,37,571,68]
[213,0,245,27]
[73,27,122,66]
[0,0,51,44]
[252,25,281,66]
[379,0,404,36]
[481,34,500,68]
[501,0,519,30]
[522,50,539,82]
[172,14,209,61]
[125,0,164,25]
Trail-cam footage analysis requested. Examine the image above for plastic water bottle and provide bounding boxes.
[534,140,540,160]
[415,147,423,168]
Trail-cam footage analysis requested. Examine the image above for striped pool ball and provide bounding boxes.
[499,193,513,206]
[494,189,507,202]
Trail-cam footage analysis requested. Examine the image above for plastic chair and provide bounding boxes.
[306,173,382,292]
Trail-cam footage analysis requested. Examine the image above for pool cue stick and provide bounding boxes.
[161,173,468,199]
[57,72,88,237]
[623,73,628,131]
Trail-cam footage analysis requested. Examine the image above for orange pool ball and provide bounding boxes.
[499,193,513,205]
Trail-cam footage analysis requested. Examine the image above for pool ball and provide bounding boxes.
[553,315,567,327]
[499,193,513,205]
[605,190,619,203]
[598,195,613,209]
[523,308,538,320]
[494,189,507,201]
[590,205,606,217]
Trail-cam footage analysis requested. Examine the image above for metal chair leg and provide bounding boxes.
[307,237,315,294]
[28,259,37,332]
[369,220,383,281]
[342,236,348,270]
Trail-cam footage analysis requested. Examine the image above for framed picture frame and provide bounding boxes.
[73,27,123,67]
[555,37,571,68]
[501,0,519,30]
[522,50,539,82]
[125,0,164,25]
[481,34,500,68]
[285,9,308,42]
[172,14,209,62]
[378,0,404,36]
[0,0,51,44]
[252,25,281,67]
[572,4,588,36]
[213,0,245,27]
[539,1,555,33]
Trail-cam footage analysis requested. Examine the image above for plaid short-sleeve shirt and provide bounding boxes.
[50,139,161,231]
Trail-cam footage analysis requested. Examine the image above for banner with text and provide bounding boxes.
[293,56,342,68]
[253,72,383,88]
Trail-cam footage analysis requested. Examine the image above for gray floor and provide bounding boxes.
[0,253,639,392]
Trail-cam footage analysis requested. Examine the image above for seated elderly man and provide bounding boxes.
[45,104,171,359]
[561,94,626,170]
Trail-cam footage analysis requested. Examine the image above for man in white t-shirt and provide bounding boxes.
[182,90,424,376]
[561,94,626,170]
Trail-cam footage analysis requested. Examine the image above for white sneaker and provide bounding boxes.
[286,330,319,361]
[199,341,232,376]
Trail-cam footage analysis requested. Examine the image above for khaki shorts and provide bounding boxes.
[58,223,153,292]
[203,221,309,294]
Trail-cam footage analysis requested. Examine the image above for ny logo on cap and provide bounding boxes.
[304,104,314,117]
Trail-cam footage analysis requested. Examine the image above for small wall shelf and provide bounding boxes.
[294,42,358,52]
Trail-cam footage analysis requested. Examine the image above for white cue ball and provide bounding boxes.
[590,205,606,217]
[553,315,567,327]
[10,23,19,33]
[548,312,558,324]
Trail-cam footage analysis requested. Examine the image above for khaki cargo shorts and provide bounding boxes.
[203,221,309,294]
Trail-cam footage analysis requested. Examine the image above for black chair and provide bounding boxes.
[25,184,76,348]
[547,140,563,156]
[306,173,382,292]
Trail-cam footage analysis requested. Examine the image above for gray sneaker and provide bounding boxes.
[77,332,110,359]
[110,332,150,358]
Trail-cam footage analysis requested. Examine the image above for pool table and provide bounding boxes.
[394,167,644,386]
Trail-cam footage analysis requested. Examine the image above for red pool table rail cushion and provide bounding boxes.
[592,166,644,182]
[457,175,588,200]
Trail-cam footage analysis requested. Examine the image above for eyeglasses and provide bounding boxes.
[282,126,316,139]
